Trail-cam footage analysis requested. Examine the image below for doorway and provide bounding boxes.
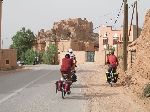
[86,51,95,62]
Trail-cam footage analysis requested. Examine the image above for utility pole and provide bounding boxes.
[123,0,128,72]
[135,1,139,38]
[0,0,3,49]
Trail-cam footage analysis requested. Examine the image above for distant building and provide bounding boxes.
[98,25,142,65]
[33,18,98,53]
[33,18,99,64]
[33,18,142,65]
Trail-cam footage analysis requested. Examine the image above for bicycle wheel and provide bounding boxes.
[62,89,66,99]
[62,89,64,99]
[109,73,113,87]
[110,81,113,87]
[55,83,58,93]
[55,82,58,93]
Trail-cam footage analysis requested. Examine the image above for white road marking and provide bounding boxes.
[0,72,50,105]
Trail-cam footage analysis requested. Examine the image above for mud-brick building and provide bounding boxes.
[0,49,17,70]
[33,18,99,64]
[98,25,142,65]
[33,29,47,52]
[127,10,150,72]
[33,18,98,51]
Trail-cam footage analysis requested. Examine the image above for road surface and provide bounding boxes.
[0,65,85,112]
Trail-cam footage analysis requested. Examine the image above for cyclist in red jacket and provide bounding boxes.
[60,54,73,80]
[107,51,118,71]
[106,50,118,82]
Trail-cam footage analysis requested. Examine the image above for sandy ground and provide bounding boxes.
[76,63,150,112]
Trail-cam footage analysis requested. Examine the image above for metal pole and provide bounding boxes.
[117,41,118,58]
[126,4,128,45]
[0,0,2,49]
[135,1,139,38]
[105,50,106,64]
[123,0,128,71]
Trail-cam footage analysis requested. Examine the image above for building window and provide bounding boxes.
[113,39,118,45]
[103,38,108,45]
[6,60,9,64]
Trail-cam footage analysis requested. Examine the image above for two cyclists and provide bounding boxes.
[60,49,118,84]
[60,49,77,81]
[68,49,77,71]
[60,53,73,81]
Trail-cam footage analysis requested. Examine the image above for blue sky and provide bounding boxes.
[1,0,150,48]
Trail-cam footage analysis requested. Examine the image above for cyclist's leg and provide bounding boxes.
[67,71,72,81]
[112,67,116,73]
[108,65,112,73]
[112,67,118,83]
[60,70,68,80]
[106,65,111,82]
[115,67,118,78]
[60,70,64,78]
[71,63,76,71]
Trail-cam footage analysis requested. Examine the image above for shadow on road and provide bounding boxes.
[65,94,88,100]
[64,92,119,100]
[77,70,96,73]
[85,92,119,98]
[71,84,88,88]
[88,83,123,88]
[63,82,119,100]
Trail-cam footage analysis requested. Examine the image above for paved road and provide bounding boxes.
[0,65,85,112]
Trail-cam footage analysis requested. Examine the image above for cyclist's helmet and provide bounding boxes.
[109,50,114,55]
[68,49,73,53]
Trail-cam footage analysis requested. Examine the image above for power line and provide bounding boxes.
[93,1,124,31]
[93,0,139,31]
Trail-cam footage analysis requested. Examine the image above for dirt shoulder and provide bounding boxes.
[77,63,150,112]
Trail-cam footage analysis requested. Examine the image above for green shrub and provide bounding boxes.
[24,49,36,65]
[42,44,58,64]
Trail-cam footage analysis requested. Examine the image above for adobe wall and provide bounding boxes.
[59,51,106,66]
[59,51,86,65]
[58,39,95,52]
[94,51,105,65]
[58,40,71,52]
[130,25,142,42]
[0,49,17,69]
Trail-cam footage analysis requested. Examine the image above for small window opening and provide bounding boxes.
[6,60,9,64]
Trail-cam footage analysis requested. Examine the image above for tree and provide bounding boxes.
[42,44,58,64]
[24,49,36,65]
[11,27,36,60]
